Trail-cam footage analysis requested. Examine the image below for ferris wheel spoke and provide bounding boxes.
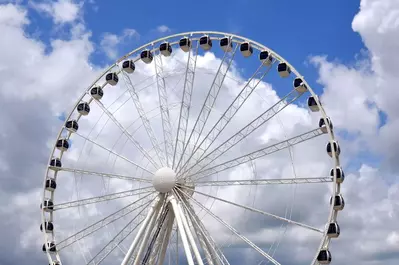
[53,187,153,211]
[119,67,166,166]
[181,62,274,175]
[192,176,333,187]
[86,196,154,265]
[54,167,152,183]
[181,89,306,178]
[176,43,239,172]
[178,188,281,265]
[57,193,154,251]
[154,47,174,167]
[175,190,228,265]
[74,132,154,176]
[188,128,325,181]
[172,40,200,169]
[91,96,160,169]
[183,186,323,234]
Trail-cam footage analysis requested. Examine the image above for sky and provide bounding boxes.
[0,0,398,265]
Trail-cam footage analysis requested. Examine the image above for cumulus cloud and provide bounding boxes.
[30,0,81,24]
[311,0,399,172]
[100,29,140,60]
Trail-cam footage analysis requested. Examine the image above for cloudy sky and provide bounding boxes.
[0,0,398,265]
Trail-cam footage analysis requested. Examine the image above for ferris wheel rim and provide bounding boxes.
[40,30,341,265]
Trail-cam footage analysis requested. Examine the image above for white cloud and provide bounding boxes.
[31,0,80,24]
[0,3,28,26]
[157,25,171,33]
[100,28,139,60]
[311,0,399,170]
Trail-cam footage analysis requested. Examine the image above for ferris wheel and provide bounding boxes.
[40,31,345,265]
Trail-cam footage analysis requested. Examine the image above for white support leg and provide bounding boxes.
[191,221,214,265]
[156,209,175,265]
[133,203,163,265]
[178,203,204,265]
[169,195,195,265]
[121,195,162,265]
[181,197,227,265]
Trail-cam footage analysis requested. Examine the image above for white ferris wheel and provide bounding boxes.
[41,31,344,265]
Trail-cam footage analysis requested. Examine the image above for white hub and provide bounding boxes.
[153,167,176,193]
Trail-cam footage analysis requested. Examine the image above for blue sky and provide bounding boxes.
[26,0,363,94]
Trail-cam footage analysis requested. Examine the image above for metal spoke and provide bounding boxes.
[154,46,174,167]
[57,193,154,250]
[180,89,305,178]
[86,197,153,265]
[182,186,323,233]
[172,40,200,169]
[74,132,154,176]
[119,65,166,166]
[55,167,152,183]
[53,187,153,210]
[192,177,333,187]
[176,43,239,172]
[91,95,160,168]
[189,128,325,181]
[178,188,281,265]
[180,62,273,175]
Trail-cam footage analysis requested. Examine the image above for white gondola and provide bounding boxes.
[105,72,118,86]
[277,62,291,78]
[307,96,320,112]
[65,120,78,133]
[199,35,212,50]
[160,42,172,57]
[326,140,341,157]
[326,222,340,238]
[240,42,253,57]
[41,199,54,212]
[45,179,57,191]
[40,221,54,233]
[319,117,333,133]
[122,60,135,73]
[179,37,191,52]
[317,249,332,264]
[42,242,56,252]
[220,37,233,52]
[259,50,273,66]
[56,139,69,152]
[49,158,62,169]
[90,86,103,100]
[141,49,153,64]
[330,166,345,184]
[330,194,345,211]
[77,102,90,116]
[293,77,308,93]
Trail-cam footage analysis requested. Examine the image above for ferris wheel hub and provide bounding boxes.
[153,167,177,193]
